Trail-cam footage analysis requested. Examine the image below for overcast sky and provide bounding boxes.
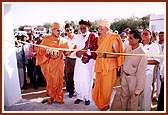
[4,2,166,28]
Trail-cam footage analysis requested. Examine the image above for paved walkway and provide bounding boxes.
[4,90,118,112]
[4,77,158,112]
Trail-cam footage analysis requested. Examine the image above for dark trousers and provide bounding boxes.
[27,59,34,84]
[32,58,46,88]
[157,81,164,111]
[65,57,76,95]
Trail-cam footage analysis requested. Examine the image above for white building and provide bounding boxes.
[149,14,164,32]
[24,26,34,32]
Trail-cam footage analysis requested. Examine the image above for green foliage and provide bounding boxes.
[18,25,33,31]
[110,15,150,33]
[18,26,24,31]
[89,20,98,32]
[64,20,79,30]
[43,22,52,30]
[35,25,44,31]
[17,15,150,33]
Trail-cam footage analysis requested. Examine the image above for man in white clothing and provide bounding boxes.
[138,29,160,111]
[156,31,164,100]
[64,23,77,98]
[73,19,98,105]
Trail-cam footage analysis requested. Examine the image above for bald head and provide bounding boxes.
[52,22,62,38]
[52,22,63,30]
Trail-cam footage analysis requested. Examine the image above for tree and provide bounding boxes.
[18,25,34,31]
[35,25,44,31]
[64,20,79,30]
[140,15,150,29]
[89,20,98,32]
[43,22,52,30]
[110,15,150,34]
[18,26,24,31]
[13,27,18,32]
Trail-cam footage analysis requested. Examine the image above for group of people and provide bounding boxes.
[35,19,123,110]
[15,32,46,90]
[15,18,164,111]
[120,28,164,111]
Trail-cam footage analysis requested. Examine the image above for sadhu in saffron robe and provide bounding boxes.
[92,31,124,109]
[36,35,68,103]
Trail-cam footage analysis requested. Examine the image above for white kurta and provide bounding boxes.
[155,42,164,99]
[23,43,30,64]
[73,32,95,101]
[138,42,160,111]
[15,44,24,88]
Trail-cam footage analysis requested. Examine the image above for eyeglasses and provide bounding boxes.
[66,29,72,32]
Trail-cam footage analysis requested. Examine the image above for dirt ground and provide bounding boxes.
[19,76,158,111]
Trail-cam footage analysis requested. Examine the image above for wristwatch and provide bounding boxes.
[103,53,107,58]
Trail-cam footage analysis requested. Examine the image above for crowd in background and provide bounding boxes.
[14,19,164,111]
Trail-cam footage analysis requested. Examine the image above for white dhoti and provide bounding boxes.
[74,57,95,101]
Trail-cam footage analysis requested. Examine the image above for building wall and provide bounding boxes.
[3,4,22,107]
[149,14,164,32]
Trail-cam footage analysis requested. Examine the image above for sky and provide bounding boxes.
[4,2,166,28]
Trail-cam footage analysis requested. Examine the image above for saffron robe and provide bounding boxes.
[92,32,124,109]
[36,35,68,103]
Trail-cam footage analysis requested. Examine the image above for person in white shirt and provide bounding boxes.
[64,23,77,98]
[15,36,25,89]
[120,31,128,50]
[138,29,160,111]
[123,28,131,49]
[73,19,98,105]
[155,31,164,101]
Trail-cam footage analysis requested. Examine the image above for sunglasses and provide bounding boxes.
[66,29,72,32]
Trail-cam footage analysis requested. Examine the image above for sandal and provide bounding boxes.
[41,98,48,104]
[47,98,54,104]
